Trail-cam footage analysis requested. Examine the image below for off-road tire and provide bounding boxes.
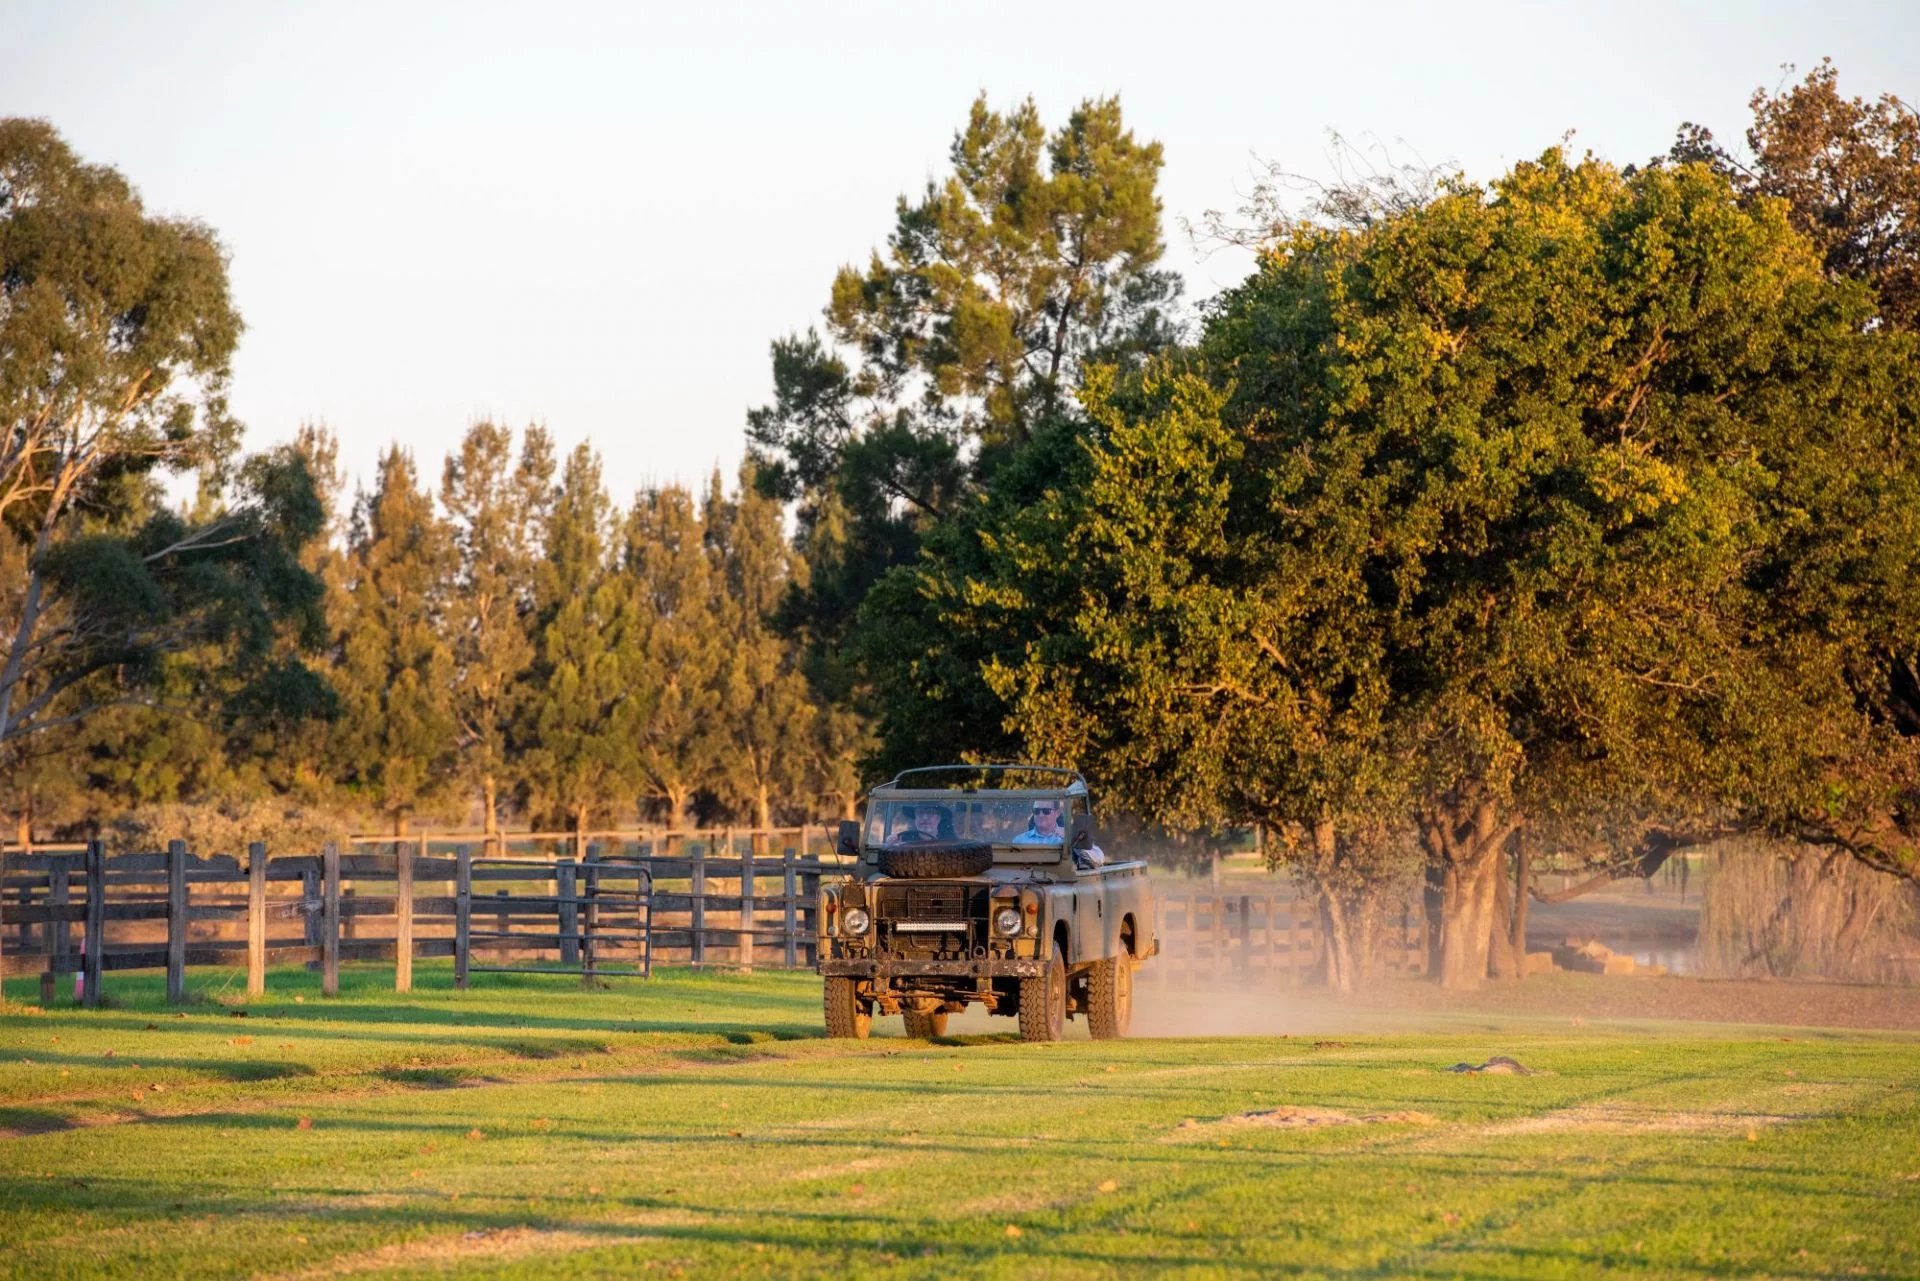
[823,977,871,1039]
[876,840,993,879]
[1019,940,1067,1042]
[902,1009,950,1038]
[1086,953,1133,1040]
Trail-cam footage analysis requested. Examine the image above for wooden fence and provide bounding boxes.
[0,836,842,1006]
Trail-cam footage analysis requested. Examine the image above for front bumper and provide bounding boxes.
[819,956,1044,979]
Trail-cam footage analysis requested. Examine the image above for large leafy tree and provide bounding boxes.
[0,119,329,773]
[934,150,1919,988]
[441,421,553,836]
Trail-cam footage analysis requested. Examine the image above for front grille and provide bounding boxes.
[906,886,966,921]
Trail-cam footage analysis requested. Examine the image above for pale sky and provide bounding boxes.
[6,1,1916,504]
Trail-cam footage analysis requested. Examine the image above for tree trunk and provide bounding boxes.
[483,775,499,840]
[15,808,31,853]
[1511,843,1532,965]
[1488,856,1521,981]
[1425,798,1516,991]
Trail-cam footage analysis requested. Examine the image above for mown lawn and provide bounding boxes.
[1,964,1916,1279]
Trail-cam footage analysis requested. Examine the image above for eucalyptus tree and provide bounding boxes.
[0,118,328,769]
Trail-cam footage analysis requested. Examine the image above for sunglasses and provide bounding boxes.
[1032,806,1058,816]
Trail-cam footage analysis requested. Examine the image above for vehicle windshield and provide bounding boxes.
[865,798,1068,848]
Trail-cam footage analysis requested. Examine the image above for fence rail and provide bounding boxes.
[1,837,840,1005]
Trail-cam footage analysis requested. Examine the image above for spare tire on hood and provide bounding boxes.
[876,840,993,879]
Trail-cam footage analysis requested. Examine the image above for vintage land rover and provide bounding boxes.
[817,765,1156,1041]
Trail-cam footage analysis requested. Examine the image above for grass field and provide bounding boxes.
[2,965,1917,1279]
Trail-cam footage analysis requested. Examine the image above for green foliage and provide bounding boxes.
[747,96,1183,781]
[514,445,649,834]
[0,119,327,776]
[330,448,457,829]
[441,422,553,831]
[623,481,722,826]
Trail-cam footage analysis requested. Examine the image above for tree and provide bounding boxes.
[746,96,1183,765]
[441,421,553,837]
[1674,59,1920,330]
[623,482,720,828]
[1,118,329,763]
[706,469,815,832]
[331,448,457,834]
[958,149,1920,988]
[515,444,648,840]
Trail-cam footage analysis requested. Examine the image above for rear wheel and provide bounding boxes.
[823,978,871,1039]
[902,1009,949,1038]
[1087,953,1133,1040]
[1019,940,1067,1042]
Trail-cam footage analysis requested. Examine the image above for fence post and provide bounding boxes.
[691,837,708,968]
[781,849,798,969]
[740,840,755,974]
[394,838,415,993]
[1236,894,1251,974]
[42,856,71,1005]
[166,839,188,1004]
[800,869,820,967]
[454,844,472,990]
[321,842,340,997]
[557,859,580,965]
[247,842,267,997]
[82,840,104,1008]
[581,843,601,987]
[1292,898,1311,984]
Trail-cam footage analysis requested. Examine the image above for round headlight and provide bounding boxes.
[842,907,871,936]
[994,906,1022,937]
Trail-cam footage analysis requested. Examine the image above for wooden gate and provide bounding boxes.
[453,851,653,985]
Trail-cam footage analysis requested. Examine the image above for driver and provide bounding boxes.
[895,803,953,842]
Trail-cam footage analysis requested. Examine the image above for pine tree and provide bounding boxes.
[331,447,459,835]
[515,444,648,840]
[624,483,721,828]
[442,422,553,838]
[707,469,815,831]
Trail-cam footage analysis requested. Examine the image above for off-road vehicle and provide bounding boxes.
[817,765,1156,1041]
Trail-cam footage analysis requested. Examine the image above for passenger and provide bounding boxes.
[1013,801,1105,867]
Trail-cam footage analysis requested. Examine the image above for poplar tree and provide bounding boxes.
[624,483,720,828]
[332,447,458,834]
[442,422,553,837]
[516,445,647,839]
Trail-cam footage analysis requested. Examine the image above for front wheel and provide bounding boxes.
[1019,940,1067,1042]
[902,1009,949,1038]
[823,977,871,1039]
[1086,953,1133,1040]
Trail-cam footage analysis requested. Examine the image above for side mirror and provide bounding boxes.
[1068,816,1093,852]
[836,820,861,858]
